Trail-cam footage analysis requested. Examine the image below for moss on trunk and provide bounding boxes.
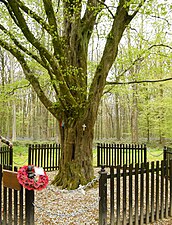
[51,121,94,189]
[52,160,94,189]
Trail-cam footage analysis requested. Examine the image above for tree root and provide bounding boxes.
[51,164,94,190]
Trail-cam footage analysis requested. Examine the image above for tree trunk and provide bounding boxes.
[115,93,121,141]
[158,85,165,144]
[12,101,16,142]
[52,120,94,189]
[131,84,138,143]
[31,89,38,140]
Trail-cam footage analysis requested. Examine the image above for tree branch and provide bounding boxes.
[0,37,59,117]
[82,0,103,35]
[0,23,63,90]
[0,0,20,26]
[0,24,46,68]
[115,43,172,80]
[88,0,132,101]
[4,82,31,96]
[42,0,63,59]
[148,14,172,26]
[98,0,115,19]
[7,0,58,70]
[128,0,146,20]
[16,0,53,34]
[6,0,77,107]
[106,77,172,85]
[0,22,63,98]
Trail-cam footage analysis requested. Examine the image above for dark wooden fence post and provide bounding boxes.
[164,146,167,161]
[9,146,13,166]
[110,166,114,224]
[58,144,61,169]
[99,166,107,225]
[97,143,100,167]
[25,189,34,225]
[28,145,31,165]
[144,144,147,165]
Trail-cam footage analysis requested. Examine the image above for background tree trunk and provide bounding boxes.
[115,93,121,141]
[12,102,16,142]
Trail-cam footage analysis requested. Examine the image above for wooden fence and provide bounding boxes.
[28,143,61,171]
[28,143,147,170]
[0,164,34,225]
[97,143,147,168]
[164,146,172,161]
[99,160,172,225]
[0,146,13,166]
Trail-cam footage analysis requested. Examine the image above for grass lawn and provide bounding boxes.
[13,146,28,167]
[146,147,164,162]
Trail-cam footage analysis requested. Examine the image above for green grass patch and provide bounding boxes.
[146,148,163,162]
[13,146,28,167]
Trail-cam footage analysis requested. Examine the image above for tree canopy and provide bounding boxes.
[0,0,146,117]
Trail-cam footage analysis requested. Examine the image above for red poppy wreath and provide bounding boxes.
[17,165,49,191]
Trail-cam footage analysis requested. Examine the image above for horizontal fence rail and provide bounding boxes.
[99,160,172,225]
[28,143,61,171]
[97,143,147,168]
[0,164,34,225]
[0,146,13,166]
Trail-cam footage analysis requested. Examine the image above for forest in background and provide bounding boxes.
[0,1,172,146]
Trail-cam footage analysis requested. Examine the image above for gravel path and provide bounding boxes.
[151,219,172,225]
[34,169,172,225]
[34,169,99,224]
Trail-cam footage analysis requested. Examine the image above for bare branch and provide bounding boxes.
[106,77,172,85]
[148,14,172,26]
[0,0,20,26]
[4,83,31,95]
[128,0,146,20]
[98,0,115,19]
[116,43,172,79]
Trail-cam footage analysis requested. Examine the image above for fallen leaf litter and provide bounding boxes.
[34,168,172,225]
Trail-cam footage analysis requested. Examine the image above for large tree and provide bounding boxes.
[0,0,146,189]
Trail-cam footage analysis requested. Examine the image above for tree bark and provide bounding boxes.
[52,119,94,189]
